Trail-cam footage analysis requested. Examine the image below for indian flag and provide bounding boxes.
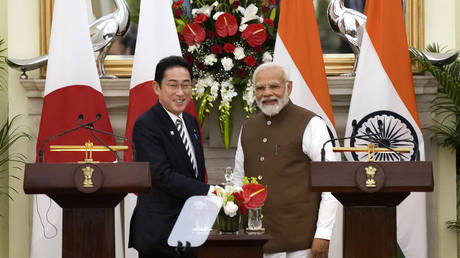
[344,1,427,257]
[273,0,342,257]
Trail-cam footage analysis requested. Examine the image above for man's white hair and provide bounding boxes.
[252,62,290,84]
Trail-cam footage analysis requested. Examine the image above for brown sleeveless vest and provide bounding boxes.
[241,101,321,253]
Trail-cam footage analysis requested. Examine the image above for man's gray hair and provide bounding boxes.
[252,62,290,84]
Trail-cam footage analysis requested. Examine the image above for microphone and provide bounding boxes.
[38,114,102,163]
[78,114,121,163]
[320,133,379,162]
[78,115,137,162]
[320,125,419,161]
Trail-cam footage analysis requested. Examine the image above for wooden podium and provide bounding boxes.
[311,161,433,258]
[198,230,271,258]
[23,162,151,258]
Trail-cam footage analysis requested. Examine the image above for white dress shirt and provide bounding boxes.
[233,116,339,240]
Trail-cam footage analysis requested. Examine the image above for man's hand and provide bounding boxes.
[310,238,329,258]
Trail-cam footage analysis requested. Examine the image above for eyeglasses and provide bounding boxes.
[254,82,286,93]
[165,83,193,91]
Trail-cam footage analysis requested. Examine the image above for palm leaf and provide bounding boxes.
[0,37,31,205]
[410,45,460,150]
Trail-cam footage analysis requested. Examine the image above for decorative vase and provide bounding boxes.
[217,210,240,234]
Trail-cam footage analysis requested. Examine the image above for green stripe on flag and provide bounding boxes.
[397,244,405,258]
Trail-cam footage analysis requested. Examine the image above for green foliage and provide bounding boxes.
[409,44,460,150]
[0,116,30,200]
[126,0,140,25]
[0,37,31,203]
[411,43,460,232]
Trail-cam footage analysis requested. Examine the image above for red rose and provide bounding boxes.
[242,24,267,47]
[182,23,206,46]
[267,0,276,4]
[263,18,274,27]
[196,62,205,70]
[206,30,216,39]
[232,0,240,9]
[223,43,236,53]
[244,56,256,67]
[173,0,183,9]
[262,6,270,13]
[238,68,248,77]
[194,13,208,24]
[215,13,238,38]
[174,8,183,18]
[211,44,223,54]
[184,53,194,64]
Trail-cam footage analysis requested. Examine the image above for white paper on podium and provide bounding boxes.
[168,195,223,247]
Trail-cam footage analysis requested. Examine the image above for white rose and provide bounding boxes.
[223,201,239,217]
[221,57,234,71]
[204,54,218,65]
[263,52,273,63]
[233,47,245,60]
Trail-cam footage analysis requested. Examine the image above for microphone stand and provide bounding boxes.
[77,115,121,163]
[38,115,101,163]
[81,125,137,162]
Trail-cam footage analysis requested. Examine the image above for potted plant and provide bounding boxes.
[410,43,460,230]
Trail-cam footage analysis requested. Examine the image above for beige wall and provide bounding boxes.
[425,0,457,48]
[7,0,40,258]
[0,0,8,257]
[1,1,459,258]
[425,0,459,257]
[457,1,460,50]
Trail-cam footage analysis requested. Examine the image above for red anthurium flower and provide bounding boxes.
[182,23,206,46]
[215,13,238,38]
[242,24,267,47]
[211,44,223,54]
[224,43,236,53]
[241,183,267,209]
[232,191,247,215]
[194,13,208,24]
[263,18,274,27]
[244,56,256,67]
[173,0,183,9]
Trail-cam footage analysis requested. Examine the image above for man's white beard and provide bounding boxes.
[256,91,290,117]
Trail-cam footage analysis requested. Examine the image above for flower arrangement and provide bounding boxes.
[173,0,279,148]
[211,177,267,232]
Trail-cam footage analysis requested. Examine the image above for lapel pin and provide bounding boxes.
[170,131,175,136]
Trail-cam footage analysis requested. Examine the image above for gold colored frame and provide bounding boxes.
[39,0,424,77]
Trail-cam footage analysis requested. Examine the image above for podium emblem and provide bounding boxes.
[74,163,104,193]
[355,163,385,193]
[364,166,377,188]
[82,166,95,187]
